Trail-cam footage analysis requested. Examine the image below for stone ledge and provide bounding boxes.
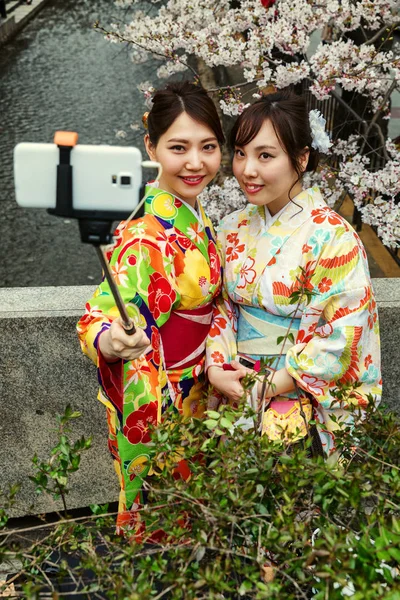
[0,0,51,45]
[1,279,399,517]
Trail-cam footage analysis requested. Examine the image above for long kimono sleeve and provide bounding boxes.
[285,229,381,426]
[77,220,179,413]
[206,228,238,368]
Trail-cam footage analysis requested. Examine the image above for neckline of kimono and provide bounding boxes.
[263,201,288,227]
[171,193,204,229]
[263,186,307,226]
[147,181,204,228]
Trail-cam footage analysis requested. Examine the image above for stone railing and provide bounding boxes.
[1,280,399,517]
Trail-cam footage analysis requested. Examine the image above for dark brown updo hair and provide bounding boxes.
[230,90,320,181]
[147,81,225,147]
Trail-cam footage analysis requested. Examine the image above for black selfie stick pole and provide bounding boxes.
[48,131,151,336]
[94,247,136,333]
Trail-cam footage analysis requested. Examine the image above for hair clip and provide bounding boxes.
[142,111,149,130]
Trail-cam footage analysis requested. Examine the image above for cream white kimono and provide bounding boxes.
[206,187,381,457]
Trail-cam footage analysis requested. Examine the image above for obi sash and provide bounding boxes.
[160,303,213,370]
[237,305,300,356]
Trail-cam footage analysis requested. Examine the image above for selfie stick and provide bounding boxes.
[49,131,161,336]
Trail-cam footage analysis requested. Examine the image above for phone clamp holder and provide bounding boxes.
[48,130,150,334]
[48,131,145,246]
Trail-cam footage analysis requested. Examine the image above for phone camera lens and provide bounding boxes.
[120,176,131,186]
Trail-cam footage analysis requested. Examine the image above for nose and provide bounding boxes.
[242,157,258,179]
[185,149,203,171]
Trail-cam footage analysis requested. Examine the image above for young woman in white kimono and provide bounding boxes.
[206,91,381,458]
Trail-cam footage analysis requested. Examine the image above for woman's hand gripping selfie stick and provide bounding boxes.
[49,131,162,336]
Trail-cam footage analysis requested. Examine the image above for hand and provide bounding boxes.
[98,318,151,362]
[208,363,249,403]
[256,342,307,400]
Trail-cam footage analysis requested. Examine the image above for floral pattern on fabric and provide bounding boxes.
[78,185,221,532]
[206,186,381,458]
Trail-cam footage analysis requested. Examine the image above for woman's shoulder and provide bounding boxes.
[219,203,256,230]
[303,187,357,235]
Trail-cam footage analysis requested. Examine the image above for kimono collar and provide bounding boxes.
[144,183,210,261]
[267,186,327,231]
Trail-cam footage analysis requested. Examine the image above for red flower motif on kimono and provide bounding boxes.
[127,254,137,267]
[311,207,342,226]
[151,326,161,366]
[291,261,316,293]
[318,277,333,293]
[260,0,276,6]
[237,257,257,289]
[176,232,193,250]
[297,328,313,344]
[123,402,158,445]
[148,273,177,320]
[226,233,245,263]
[211,351,224,364]
[208,241,221,286]
[364,354,373,369]
[238,219,248,228]
[302,243,312,254]
[77,303,104,331]
[156,230,176,257]
[368,298,377,329]
[209,315,227,338]
[108,222,127,256]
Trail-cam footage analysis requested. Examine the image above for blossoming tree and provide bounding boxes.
[103,0,400,248]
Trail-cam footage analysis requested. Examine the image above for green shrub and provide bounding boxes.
[1,401,399,599]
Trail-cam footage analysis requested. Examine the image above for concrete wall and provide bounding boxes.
[0,280,399,517]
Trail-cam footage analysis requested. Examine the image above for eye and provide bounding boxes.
[234,148,245,157]
[169,145,185,152]
[203,143,217,152]
[259,152,272,160]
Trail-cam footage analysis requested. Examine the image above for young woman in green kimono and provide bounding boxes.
[77,82,224,533]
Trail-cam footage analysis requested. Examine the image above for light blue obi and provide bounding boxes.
[237,305,300,391]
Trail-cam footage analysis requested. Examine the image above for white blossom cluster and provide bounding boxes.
[310,40,399,111]
[199,177,247,227]
[108,0,400,247]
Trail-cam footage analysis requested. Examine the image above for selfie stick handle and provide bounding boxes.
[95,246,137,335]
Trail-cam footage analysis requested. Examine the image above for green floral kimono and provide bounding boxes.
[78,184,221,532]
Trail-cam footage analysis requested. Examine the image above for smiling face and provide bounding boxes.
[233,118,309,216]
[144,111,221,207]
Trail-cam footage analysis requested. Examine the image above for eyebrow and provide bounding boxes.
[167,137,218,143]
[254,145,277,151]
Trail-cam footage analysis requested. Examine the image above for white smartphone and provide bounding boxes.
[14,143,143,212]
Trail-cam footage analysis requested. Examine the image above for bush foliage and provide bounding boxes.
[1,401,399,599]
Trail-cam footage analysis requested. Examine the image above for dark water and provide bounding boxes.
[0,0,159,287]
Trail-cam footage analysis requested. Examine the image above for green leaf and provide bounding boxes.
[388,547,400,563]
[203,419,218,429]
[206,410,220,420]
[220,417,234,431]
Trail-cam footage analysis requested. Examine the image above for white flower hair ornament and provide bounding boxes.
[309,109,332,154]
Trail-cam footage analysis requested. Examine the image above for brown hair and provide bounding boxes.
[147,81,225,147]
[230,90,320,180]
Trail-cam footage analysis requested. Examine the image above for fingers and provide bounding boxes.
[230,360,251,379]
[109,320,151,360]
